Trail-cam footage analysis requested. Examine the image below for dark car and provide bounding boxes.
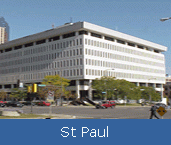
[21,101,35,106]
[155,103,167,109]
[6,101,24,108]
[0,102,5,107]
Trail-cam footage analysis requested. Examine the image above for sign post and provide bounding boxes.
[47,91,54,118]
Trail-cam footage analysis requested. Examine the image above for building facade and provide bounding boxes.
[0,27,8,44]
[0,21,167,99]
[164,76,171,99]
[0,17,9,44]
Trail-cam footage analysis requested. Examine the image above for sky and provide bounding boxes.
[0,0,171,75]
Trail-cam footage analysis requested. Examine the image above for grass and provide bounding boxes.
[116,103,142,106]
[0,114,50,119]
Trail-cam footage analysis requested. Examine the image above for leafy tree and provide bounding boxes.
[92,76,118,100]
[9,88,27,101]
[139,86,161,102]
[0,91,7,100]
[92,77,137,100]
[92,76,162,102]
[114,79,136,100]
[41,75,71,105]
[64,90,76,104]
[127,86,142,101]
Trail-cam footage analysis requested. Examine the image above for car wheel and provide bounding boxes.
[96,106,99,109]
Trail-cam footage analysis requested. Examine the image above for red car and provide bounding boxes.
[96,101,116,109]
[0,101,7,104]
[38,101,51,106]
[0,101,6,107]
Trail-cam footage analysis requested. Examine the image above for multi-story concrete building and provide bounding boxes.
[0,21,167,99]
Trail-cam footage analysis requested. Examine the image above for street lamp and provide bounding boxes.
[160,17,171,22]
[104,69,115,100]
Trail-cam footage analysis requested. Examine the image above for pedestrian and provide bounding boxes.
[149,104,160,119]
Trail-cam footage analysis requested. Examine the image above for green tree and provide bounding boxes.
[41,75,70,105]
[92,77,137,100]
[9,88,27,101]
[64,90,76,104]
[92,76,118,100]
[0,91,7,100]
[114,79,136,100]
[140,86,161,102]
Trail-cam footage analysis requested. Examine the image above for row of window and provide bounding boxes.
[0,48,83,67]
[85,59,164,74]
[0,51,22,60]
[85,69,164,81]
[85,48,164,67]
[0,68,83,82]
[0,58,83,74]
[85,39,163,61]
[0,38,83,60]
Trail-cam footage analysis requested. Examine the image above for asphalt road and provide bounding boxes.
[15,105,171,119]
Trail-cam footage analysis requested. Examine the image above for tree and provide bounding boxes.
[0,91,7,100]
[41,75,71,105]
[92,77,137,100]
[114,79,136,100]
[64,90,76,104]
[92,76,118,100]
[9,88,27,101]
[140,86,161,102]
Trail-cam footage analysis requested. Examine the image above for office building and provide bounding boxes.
[0,17,9,44]
[0,21,167,99]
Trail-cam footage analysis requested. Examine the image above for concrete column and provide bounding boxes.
[11,84,14,89]
[76,80,80,99]
[136,82,140,87]
[88,79,92,100]
[76,32,79,36]
[2,85,5,89]
[87,32,91,36]
[102,35,105,40]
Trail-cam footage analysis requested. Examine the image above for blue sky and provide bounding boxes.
[1,0,171,75]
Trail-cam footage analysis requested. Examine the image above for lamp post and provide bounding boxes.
[148,78,156,103]
[104,69,115,100]
[60,70,63,106]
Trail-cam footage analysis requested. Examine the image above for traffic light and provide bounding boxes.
[32,84,37,93]
[27,86,31,93]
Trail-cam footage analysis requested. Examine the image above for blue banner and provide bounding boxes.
[0,119,169,145]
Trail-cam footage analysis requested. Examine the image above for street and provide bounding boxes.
[11,105,171,119]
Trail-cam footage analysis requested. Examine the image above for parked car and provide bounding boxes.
[155,103,167,109]
[6,101,24,108]
[21,101,35,106]
[96,101,116,109]
[0,102,5,107]
[37,101,51,106]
